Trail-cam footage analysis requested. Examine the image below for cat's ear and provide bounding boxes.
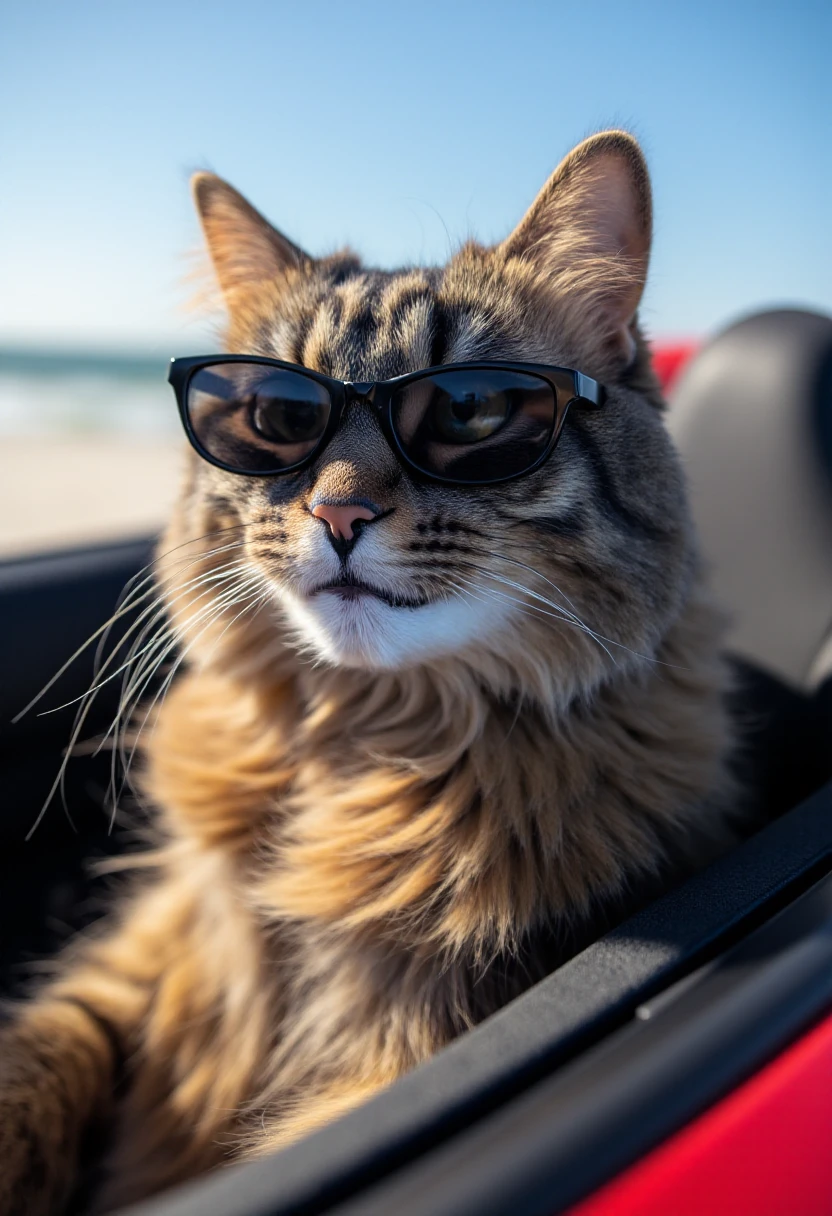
[191,172,309,304]
[497,131,651,364]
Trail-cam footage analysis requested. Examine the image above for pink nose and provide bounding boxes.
[310,501,378,541]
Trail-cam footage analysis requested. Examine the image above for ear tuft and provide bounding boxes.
[497,131,652,363]
[191,172,309,305]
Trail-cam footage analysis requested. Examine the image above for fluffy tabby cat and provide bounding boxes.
[0,132,733,1215]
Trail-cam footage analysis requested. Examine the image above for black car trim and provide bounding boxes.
[325,869,832,1216]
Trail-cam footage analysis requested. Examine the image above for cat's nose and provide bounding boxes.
[310,500,380,544]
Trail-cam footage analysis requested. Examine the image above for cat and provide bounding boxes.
[0,131,734,1215]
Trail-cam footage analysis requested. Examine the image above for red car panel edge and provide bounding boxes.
[565,1009,832,1216]
[651,341,700,394]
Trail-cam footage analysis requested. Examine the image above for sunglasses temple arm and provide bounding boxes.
[573,372,605,409]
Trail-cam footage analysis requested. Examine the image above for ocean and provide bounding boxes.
[0,347,180,437]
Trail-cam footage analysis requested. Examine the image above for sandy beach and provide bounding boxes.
[0,436,185,557]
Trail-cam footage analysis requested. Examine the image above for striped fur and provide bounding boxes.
[0,132,734,1214]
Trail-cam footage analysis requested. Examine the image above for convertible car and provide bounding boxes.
[1,308,831,1215]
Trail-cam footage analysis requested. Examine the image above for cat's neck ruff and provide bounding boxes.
[147,577,729,970]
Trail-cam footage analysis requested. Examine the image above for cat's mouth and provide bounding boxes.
[312,578,428,610]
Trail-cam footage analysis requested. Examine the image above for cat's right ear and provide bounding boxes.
[191,173,309,305]
[495,132,652,365]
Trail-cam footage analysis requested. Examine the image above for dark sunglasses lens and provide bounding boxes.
[391,370,557,481]
[186,363,331,472]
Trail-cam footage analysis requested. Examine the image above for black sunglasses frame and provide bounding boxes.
[168,355,606,488]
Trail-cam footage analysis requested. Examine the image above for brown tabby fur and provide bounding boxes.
[0,132,734,1214]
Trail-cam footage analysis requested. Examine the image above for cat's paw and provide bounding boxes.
[0,1109,73,1216]
[0,1043,79,1216]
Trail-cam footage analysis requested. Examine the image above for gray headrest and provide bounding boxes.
[666,309,832,690]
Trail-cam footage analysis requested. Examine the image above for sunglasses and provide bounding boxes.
[168,356,606,487]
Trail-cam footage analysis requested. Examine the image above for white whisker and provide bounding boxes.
[39,561,251,716]
[112,580,271,819]
[460,558,687,670]
[24,526,251,839]
[15,530,247,724]
[449,572,617,665]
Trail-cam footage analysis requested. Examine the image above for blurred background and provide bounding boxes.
[1,0,830,556]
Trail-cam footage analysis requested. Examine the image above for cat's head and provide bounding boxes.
[165,132,694,707]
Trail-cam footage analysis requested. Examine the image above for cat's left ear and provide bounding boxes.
[497,131,651,364]
[191,173,309,307]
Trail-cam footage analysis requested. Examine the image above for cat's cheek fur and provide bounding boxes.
[271,584,517,670]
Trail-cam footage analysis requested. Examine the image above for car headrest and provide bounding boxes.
[666,308,832,690]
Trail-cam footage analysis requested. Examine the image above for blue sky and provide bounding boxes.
[1,0,829,353]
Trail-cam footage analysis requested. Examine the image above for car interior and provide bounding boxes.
[1,307,830,1216]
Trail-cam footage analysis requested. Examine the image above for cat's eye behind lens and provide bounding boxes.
[391,369,557,482]
[186,363,332,473]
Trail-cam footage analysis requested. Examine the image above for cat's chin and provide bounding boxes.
[272,584,515,671]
